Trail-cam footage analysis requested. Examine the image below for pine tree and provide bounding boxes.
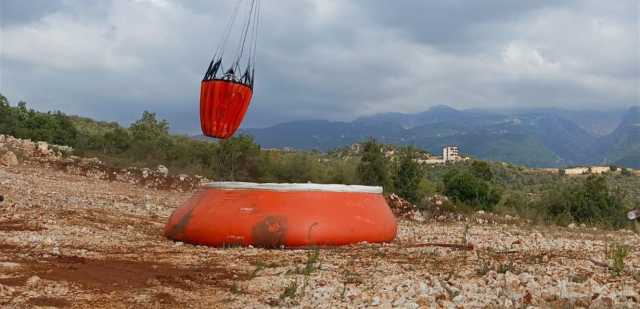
[356,139,388,187]
[393,147,424,204]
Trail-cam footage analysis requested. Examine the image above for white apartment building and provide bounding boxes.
[443,145,461,162]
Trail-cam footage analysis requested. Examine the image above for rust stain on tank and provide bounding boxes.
[307,222,319,245]
[165,190,207,240]
[252,216,287,248]
[165,207,194,240]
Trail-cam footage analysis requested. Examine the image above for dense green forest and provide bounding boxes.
[1,94,638,229]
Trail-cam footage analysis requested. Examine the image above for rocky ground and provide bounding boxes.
[1,136,639,308]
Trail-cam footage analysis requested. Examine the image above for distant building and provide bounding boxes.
[350,143,362,153]
[564,166,615,176]
[443,145,461,162]
[416,158,445,164]
[414,145,466,165]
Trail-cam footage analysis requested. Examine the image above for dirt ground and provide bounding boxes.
[1,163,639,308]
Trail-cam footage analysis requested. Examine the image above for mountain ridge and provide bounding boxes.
[239,105,640,168]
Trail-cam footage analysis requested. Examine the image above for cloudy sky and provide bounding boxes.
[1,0,638,132]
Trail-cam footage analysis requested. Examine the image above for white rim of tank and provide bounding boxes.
[204,182,383,194]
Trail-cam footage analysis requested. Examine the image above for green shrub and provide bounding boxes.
[608,243,630,277]
[326,158,358,185]
[214,134,261,181]
[494,191,546,222]
[471,160,494,181]
[102,127,132,154]
[356,138,389,188]
[392,147,424,204]
[0,98,80,147]
[280,280,298,300]
[442,169,501,211]
[541,175,628,228]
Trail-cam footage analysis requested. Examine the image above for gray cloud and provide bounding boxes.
[1,0,638,132]
[1,0,65,26]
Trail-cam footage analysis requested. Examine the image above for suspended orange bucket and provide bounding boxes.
[165,182,397,248]
[200,80,253,139]
[200,0,260,139]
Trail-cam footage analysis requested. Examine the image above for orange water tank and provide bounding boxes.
[165,182,397,248]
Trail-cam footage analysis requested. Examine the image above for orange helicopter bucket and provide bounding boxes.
[165,182,397,248]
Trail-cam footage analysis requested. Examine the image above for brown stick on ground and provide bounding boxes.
[556,254,610,269]
[588,258,610,269]
[404,243,475,251]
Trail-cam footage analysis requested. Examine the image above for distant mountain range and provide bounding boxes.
[237,105,640,168]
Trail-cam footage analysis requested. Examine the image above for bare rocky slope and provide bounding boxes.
[1,135,639,308]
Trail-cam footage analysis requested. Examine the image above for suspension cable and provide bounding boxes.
[235,0,257,69]
[214,0,243,60]
[250,0,261,69]
[249,0,260,84]
[205,0,260,84]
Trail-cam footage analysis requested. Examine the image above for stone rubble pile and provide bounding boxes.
[0,151,18,167]
[386,193,425,221]
[386,194,414,217]
[0,134,207,191]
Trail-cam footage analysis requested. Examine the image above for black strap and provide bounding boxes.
[203,0,260,89]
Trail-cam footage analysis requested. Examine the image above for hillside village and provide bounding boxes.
[333,143,468,164]
[334,142,640,176]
